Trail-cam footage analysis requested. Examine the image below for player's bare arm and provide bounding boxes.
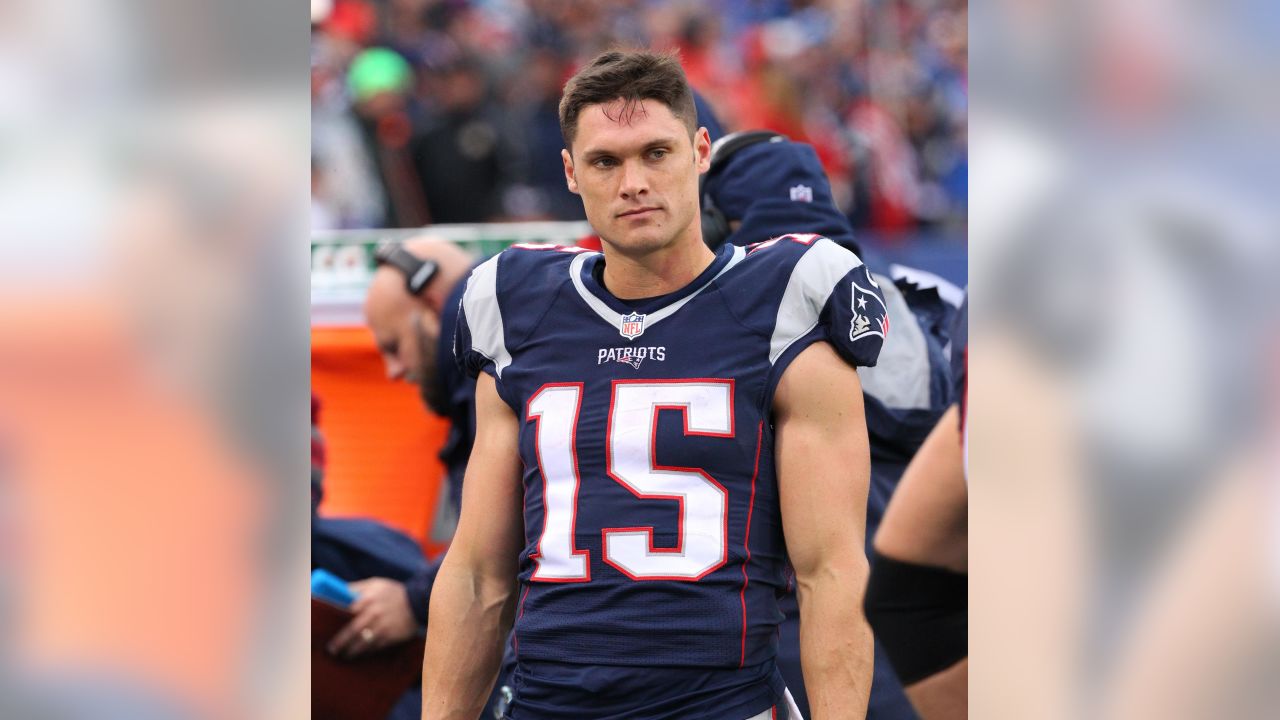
[866,404,968,720]
[774,341,874,719]
[422,373,524,720]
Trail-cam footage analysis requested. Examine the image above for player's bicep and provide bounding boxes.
[774,342,871,576]
[450,373,524,580]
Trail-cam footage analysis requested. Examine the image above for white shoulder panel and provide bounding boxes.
[460,253,512,377]
[769,238,863,365]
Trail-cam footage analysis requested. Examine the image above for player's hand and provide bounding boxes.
[327,578,419,659]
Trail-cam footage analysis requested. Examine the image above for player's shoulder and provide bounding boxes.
[735,232,864,279]
[463,242,589,307]
[459,243,590,366]
[726,233,886,369]
[500,241,594,265]
[728,233,873,304]
[457,244,591,381]
[498,242,592,290]
[740,232,830,258]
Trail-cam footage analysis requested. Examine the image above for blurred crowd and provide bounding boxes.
[310,0,967,238]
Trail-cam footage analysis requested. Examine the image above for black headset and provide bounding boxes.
[374,242,439,296]
[699,130,788,250]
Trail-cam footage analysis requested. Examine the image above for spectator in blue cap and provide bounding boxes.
[700,132,871,260]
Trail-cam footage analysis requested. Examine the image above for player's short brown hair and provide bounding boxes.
[558,49,697,151]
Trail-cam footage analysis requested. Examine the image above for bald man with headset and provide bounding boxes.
[326,237,478,660]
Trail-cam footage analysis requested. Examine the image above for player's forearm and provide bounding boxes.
[421,557,516,720]
[796,558,874,720]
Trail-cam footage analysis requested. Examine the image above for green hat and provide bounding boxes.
[347,48,413,102]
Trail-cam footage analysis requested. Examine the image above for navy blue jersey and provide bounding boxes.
[455,235,885,682]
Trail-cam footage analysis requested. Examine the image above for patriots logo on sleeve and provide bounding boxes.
[850,270,888,342]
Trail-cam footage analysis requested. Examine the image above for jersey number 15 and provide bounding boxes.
[526,380,734,582]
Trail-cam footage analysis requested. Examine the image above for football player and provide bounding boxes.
[423,50,886,719]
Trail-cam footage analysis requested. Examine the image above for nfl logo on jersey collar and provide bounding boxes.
[566,245,747,344]
[619,311,645,340]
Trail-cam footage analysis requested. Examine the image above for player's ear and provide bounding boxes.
[562,149,579,194]
[694,127,711,175]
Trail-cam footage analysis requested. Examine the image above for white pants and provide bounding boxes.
[743,688,803,720]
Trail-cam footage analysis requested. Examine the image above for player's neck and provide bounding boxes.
[600,236,717,300]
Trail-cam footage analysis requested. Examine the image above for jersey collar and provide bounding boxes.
[569,243,745,339]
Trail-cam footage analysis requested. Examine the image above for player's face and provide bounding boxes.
[563,99,711,257]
